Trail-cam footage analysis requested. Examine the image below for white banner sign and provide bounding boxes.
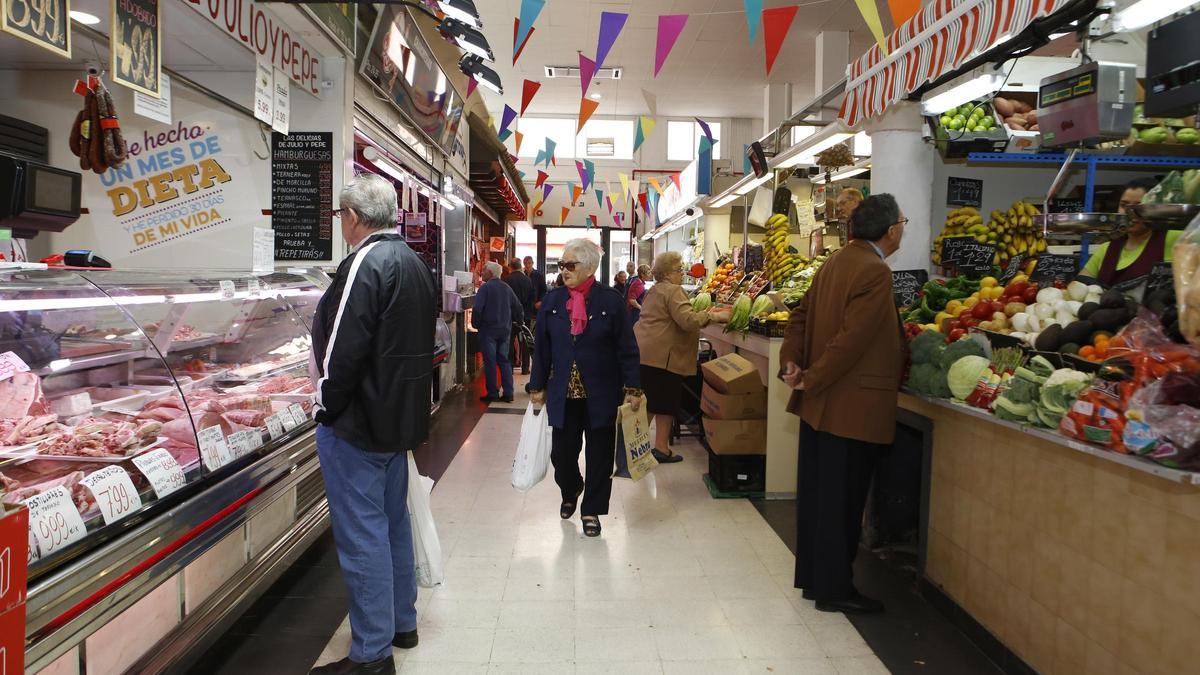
[134,73,172,124]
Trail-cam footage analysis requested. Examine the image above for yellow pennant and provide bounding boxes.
[855,0,890,55]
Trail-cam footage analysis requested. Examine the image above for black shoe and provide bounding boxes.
[480,395,497,403]
[801,589,814,600]
[499,395,514,403]
[392,629,418,649]
[651,448,683,463]
[582,516,602,537]
[310,655,395,675]
[815,593,884,614]
[561,487,584,519]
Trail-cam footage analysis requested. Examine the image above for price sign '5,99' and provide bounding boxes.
[2,0,71,58]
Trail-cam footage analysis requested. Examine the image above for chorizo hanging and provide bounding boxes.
[96,86,128,167]
[87,89,108,175]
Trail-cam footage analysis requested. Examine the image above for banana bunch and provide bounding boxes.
[988,200,1047,267]
[764,213,803,285]
[932,207,981,266]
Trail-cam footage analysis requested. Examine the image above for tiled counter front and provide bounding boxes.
[899,393,1200,675]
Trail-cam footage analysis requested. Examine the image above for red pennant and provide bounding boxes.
[670,172,682,191]
[638,192,649,213]
[577,98,600,134]
[521,80,542,115]
[589,215,598,228]
[513,18,536,65]
[763,6,799,75]
[534,170,549,189]
[466,78,478,98]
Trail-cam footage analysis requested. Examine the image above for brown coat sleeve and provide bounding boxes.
[803,264,894,396]
[778,287,810,379]
[667,285,710,332]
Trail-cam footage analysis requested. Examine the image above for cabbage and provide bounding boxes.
[947,355,992,400]
[692,292,713,311]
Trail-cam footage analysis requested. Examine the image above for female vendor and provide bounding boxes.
[1078,177,1182,287]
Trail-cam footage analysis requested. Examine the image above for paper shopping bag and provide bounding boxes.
[612,403,658,481]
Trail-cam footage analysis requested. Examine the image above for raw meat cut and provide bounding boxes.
[0,414,60,445]
[223,410,267,427]
[2,470,97,513]
[37,419,161,457]
[0,372,49,418]
[160,412,231,447]
[223,394,271,412]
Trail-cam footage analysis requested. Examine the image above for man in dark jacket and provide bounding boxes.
[473,260,523,402]
[309,174,436,675]
[523,255,547,307]
[505,259,535,374]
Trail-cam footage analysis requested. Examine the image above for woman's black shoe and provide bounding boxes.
[651,448,682,463]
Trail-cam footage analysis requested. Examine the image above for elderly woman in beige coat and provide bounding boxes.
[633,251,726,462]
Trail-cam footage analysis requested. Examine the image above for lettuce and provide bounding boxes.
[948,355,991,400]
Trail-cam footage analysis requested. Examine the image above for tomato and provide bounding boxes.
[970,301,994,320]
[1022,287,1039,304]
[959,316,978,329]
[948,328,966,342]
[1005,281,1028,298]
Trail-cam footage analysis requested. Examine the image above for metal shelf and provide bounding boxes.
[966,152,1200,167]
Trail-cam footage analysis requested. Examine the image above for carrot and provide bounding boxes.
[1080,346,1096,358]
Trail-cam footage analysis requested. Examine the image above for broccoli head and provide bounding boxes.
[910,330,947,366]
[937,337,985,370]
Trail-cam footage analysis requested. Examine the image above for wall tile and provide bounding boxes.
[1163,510,1200,614]
[1083,641,1120,675]
[1053,617,1088,674]
[1122,496,1167,593]
[1085,560,1122,648]
[1116,577,1162,671]
[1026,599,1058,675]
[1090,486,1130,575]
[1030,531,1063,615]
[1154,598,1200,675]
[1056,546,1090,634]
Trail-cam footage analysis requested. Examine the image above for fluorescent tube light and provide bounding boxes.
[734,173,773,196]
[439,18,494,62]
[69,10,100,25]
[921,70,1005,115]
[772,123,854,168]
[708,193,739,208]
[438,0,481,29]
[362,146,408,183]
[1115,0,1200,31]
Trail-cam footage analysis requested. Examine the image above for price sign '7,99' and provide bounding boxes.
[81,466,144,525]
[2,0,71,57]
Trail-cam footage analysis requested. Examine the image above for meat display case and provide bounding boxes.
[0,267,336,673]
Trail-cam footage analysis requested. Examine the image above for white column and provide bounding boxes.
[814,31,848,96]
[762,84,792,136]
[866,101,934,272]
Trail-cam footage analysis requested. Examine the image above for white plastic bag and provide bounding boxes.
[407,454,443,588]
[512,403,552,492]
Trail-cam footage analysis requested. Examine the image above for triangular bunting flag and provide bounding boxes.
[513,18,536,65]
[619,174,630,200]
[642,89,658,117]
[595,12,629,72]
[579,54,597,97]
[887,0,922,26]
[534,170,549,189]
[514,0,545,60]
[514,131,525,156]
[560,207,570,225]
[532,200,544,214]
[584,160,596,188]
[535,149,547,166]
[518,170,526,179]
[606,196,614,213]
[854,0,890,55]
[655,15,689,77]
[499,105,517,136]
[571,184,583,205]
[763,6,799,75]
[578,97,600,133]
[589,215,598,229]
[648,177,663,195]
[498,129,513,142]
[696,117,715,142]
[634,122,647,154]
[638,192,649,213]
[743,0,763,43]
[542,183,554,200]
[577,161,591,191]
[521,79,542,115]
[670,173,682,191]
[466,78,478,98]
[699,135,714,156]
[544,138,557,168]
[595,189,604,208]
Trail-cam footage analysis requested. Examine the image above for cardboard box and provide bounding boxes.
[0,507,27,615]
[703,417,767,455]
[700,382,767,420]
[700,353,764,395]
[0,602,24,675]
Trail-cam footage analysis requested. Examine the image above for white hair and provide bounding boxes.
[340,173,398,230]
[483,261,503,278]
[562,238,602,276]
[652,251,683,282]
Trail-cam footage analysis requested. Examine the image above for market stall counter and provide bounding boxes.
[0,267,335,673]
[699,325,799,495]
[900,391,1200,675]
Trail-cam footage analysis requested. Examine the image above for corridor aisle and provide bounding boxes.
[313,407,890,674]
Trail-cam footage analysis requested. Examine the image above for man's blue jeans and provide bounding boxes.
[479,328,513,398]
[317,425,417,662]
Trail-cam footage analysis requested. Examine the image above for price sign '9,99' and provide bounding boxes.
[24,485,87,561]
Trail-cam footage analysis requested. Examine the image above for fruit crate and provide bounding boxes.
[749,318,787,338]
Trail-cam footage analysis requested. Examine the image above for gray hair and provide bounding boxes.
[850,193,900,242]
[652,251,683,282]
[483,261,503,278]
[340,173,398,230]
[562,238,602,276]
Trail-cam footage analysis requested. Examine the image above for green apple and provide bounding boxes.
[1176,128,1199,144]
[940,115,953,127]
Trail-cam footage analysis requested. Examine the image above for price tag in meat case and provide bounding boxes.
[227,430,261,458]
[132,448,186,498]
[0,351,30,382]
[288,404,309,425]
[247,278,262,296]
[279,407,299,432]
[24,486,87,559]
[219,279,236,300]
[266,414,285,440]
[80,466,143,525]
[197,426,234,471]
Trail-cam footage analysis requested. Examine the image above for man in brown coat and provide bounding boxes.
[779,193,907,614]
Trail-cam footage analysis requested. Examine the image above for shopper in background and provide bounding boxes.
[634,251,726,463]
[626,264,651,323]
[473,261,523,403]
[529,238,643,538]
[524,256,548,309]
[779,193,906,615]
[1078,177,1182,287]
[613,270,628,297]
[310,174,437,675]
[626,260,637,279]
[836,188,864,224]
[505,259,536,375]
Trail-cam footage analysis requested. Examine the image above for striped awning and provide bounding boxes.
[838,0,1074,127]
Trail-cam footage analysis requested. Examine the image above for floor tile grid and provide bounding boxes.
[315,402,890,674]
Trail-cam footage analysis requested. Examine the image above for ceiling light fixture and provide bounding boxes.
[459,55,503,95]
[1115,0,1200,31]
[362,146,409,183]
[438,18,494,62]
[772,123,854,169]
[69,10,101,25]
[921,65,1007,115]
[734,173,774,196]
[437,0,481,29]
[708,192,739,208]
[589,92,602,100]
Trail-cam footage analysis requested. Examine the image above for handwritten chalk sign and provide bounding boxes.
[891,269,929,308]
[1146,262,1174,295]
[940,236,996,278]
[1000,254,1030,284]
[947,177,983,208]
[1048,198,1085,214]
[1030,254,1078,284]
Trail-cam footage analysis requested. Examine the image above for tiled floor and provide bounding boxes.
[312,381,890,675]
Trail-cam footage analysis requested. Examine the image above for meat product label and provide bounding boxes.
[227,430,262,458]
[0,352,30,382]
[265,415,285,440]
[81,466,143,525]
[287,404,308,425]
[132,448,186,498]
[279,408,299,432]
[219,280,236,300]
[197,425,233,471]
[24,486,87,559]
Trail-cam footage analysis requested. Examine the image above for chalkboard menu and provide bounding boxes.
[940,236,996,278]
[892,269,929,308]
[1000,254,1030,284]
[1,0,69,57]
[112,0,161,97]
[947,177,983,208]
[1048,198,1085,214]
[272,132,333,261]
[1146,262,1174,295]
[1030,254,1079,284]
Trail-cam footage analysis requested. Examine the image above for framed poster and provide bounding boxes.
[2,0,71,57]
[111,0,161,97]
[404,212,427,243]
[302,3,354,54]
[271,132,334,261]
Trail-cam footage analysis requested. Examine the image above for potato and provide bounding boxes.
[1005,116,1028,129]
[993,97,1015,118]
[1029,124,1039,132]
[1013,100,1034,114]
[1025,111,1038,125]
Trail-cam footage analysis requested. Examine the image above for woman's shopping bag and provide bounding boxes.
[512,403,552,491]
[612,402,658,481]
[407,454,444,587]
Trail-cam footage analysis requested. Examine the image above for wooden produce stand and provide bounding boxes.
[899,392,1200,675]
[700,325,800,496]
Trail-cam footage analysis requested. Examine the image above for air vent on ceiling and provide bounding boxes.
[544,65,622,80]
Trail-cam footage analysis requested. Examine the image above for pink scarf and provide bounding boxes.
[567,276,595,336]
